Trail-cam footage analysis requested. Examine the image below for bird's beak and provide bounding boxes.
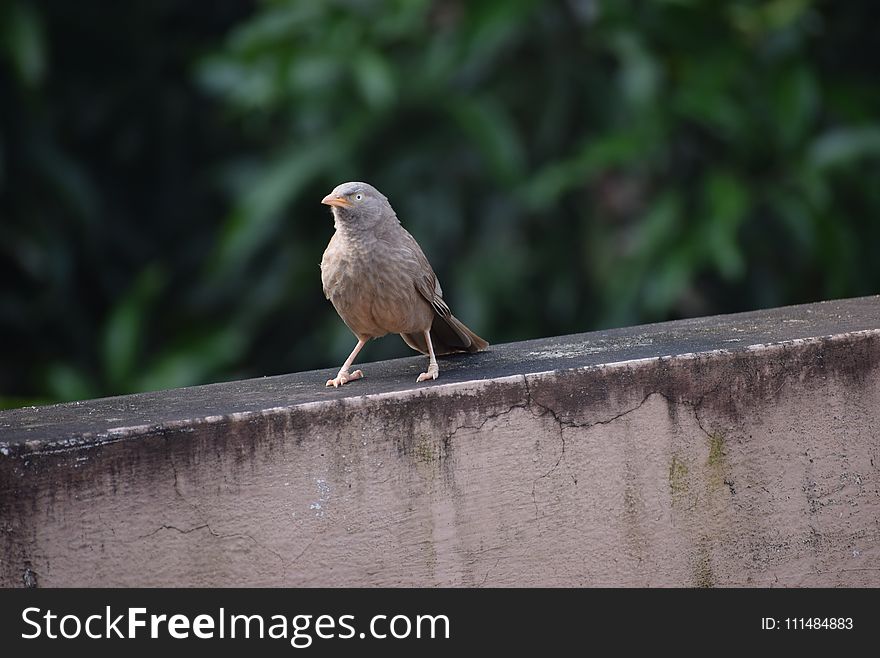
[321,194,352,208]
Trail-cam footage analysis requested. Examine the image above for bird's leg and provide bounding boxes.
[417,330,439,382]
[326,338,367,387]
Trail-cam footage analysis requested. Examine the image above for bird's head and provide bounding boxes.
[321,182,393,230]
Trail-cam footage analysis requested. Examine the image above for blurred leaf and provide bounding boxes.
[1,1,46,87]
[763,0,813,31]
[208,142,340,275]
[227,3,321,54]
[729,0,813,39]
[599,191,683,323]
[287,53,342,95]
[460,0,532,75]
[197,55,278,110]
[44,364,95,403]
[448,96,526,183]
[135,327,246,392]
[644,249,693,315]
[808,126,880,171]
[525,131,646,208]
[611,31,661,108]
[102,265,165,389]
[31,141,99,224]
[772,65,819,148]
[766,188,815,251]
[701,171,747,280]
[672,54,745,140]
[352,50,397,108]
[631,190,682,259]
[0,396,53,411]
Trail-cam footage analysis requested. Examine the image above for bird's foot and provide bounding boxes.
[326,369,363,388]
[416,364,439,383]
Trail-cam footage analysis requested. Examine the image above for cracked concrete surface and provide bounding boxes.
[1,296,879,586]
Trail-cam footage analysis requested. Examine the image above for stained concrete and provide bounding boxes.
[1,296,879,586]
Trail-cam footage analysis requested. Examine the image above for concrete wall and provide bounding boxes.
[2,296,879,586]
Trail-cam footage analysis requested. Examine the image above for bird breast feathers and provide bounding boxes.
[321,232,435,303]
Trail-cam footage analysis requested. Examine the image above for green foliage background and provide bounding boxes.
[2,0,879,407]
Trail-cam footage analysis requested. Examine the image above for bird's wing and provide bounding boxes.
[397,229,452,318]
[395,227,486,352]
[416,272,452,318]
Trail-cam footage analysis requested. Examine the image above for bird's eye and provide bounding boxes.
[355,193,363,201]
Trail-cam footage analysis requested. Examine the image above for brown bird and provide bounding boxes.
[320,182,488,387]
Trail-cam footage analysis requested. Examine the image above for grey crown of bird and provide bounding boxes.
[320,181,488,387]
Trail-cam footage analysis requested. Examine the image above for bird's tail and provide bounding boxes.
[401,314,489,356]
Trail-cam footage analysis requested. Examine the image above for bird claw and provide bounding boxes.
[416,367,438,383]
[326,369,363,387]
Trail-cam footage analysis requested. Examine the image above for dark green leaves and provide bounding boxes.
[3,0,879,405]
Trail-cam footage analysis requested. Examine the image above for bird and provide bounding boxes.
[320,181,488,387]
